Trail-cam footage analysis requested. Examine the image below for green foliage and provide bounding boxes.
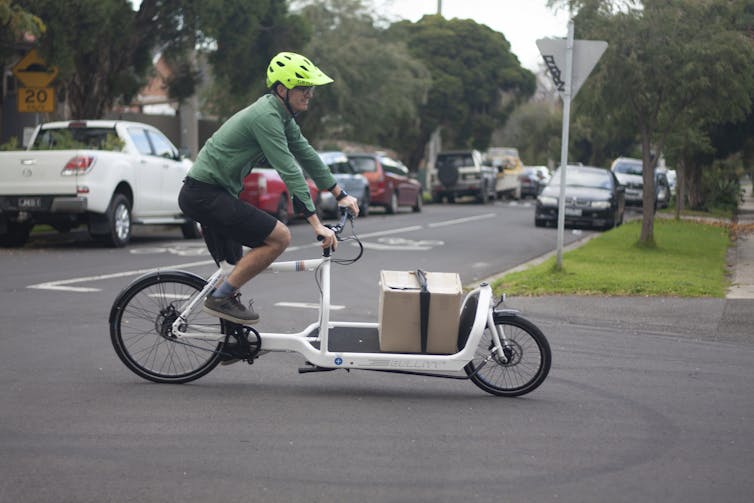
[494,220,730,297]
[17,0,151,118]
[495,101,561,166]
[33,130,86,150]
[0,0,45,63]
[294,0,430,158]
[0,136,19,150]
[568,0,754,242]
[101,133,125,152]
[388,15,535,159]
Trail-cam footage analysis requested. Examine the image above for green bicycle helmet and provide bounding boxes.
[266,52,333,89]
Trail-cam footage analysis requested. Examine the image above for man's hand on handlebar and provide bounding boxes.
[338,194,360,217]
[315,224,337,250]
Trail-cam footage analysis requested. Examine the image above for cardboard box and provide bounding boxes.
[378,270,463,354]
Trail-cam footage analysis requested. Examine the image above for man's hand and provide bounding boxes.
[338,194,360,217]
[314,223,337,250]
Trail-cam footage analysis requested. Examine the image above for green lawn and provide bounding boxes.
[493,219,731,298]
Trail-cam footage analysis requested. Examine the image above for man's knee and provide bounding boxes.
[267,222,291,252]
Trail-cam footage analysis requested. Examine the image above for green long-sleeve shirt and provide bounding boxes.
[187,93,336,215]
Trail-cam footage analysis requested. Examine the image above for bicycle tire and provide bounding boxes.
[109,270,225,384]
[464,314,551,397]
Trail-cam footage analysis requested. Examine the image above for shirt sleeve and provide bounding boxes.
[250,112,319,215]
[285,120,337,191]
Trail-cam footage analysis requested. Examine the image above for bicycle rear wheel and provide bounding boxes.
[465,314,551,397]
[109,271,225,383]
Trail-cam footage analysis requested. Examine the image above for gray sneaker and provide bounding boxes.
[204,292,260,325]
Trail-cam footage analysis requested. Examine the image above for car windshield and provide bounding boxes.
[613,161,643,176]
[348,156,377,174]
[550,168,613,189]
[437,154,473,169]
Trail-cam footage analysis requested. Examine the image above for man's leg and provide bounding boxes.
[204,222,291,325]
[226,221,291,288]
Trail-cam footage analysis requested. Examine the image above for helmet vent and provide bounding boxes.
[295,72,304,79]
[276,61,285,68]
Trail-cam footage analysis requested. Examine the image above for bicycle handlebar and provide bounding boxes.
[317,207,356,257]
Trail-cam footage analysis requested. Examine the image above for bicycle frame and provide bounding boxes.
[171,254,499,373]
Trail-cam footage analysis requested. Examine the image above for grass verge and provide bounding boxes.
[493,219,731,298]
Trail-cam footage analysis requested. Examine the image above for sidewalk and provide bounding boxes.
[727,176,754,299]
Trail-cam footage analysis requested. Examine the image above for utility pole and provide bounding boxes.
[437,0,442,15]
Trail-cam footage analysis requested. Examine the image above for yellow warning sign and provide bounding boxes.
[12,49,58,88]
[17,87,55,113]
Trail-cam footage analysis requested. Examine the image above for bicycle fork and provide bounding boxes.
[487,308,511,364]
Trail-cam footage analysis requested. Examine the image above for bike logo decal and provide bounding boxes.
[334,357,343,366]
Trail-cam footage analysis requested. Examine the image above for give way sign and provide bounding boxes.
[536,38,607,98]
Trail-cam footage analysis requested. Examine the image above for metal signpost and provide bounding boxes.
[537,23,607,268]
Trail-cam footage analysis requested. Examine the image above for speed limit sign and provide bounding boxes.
[17,87,55,113]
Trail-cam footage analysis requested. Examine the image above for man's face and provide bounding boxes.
[286,86,315,113]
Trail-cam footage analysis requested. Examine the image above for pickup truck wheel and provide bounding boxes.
[101,194,132,248]
[275,195,291,225]
[0,221,33,247]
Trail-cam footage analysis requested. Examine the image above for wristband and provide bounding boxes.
[335,190,349,201]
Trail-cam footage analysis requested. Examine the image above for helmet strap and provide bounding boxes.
[272,83,299,121]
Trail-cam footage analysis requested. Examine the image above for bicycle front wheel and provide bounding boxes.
[109,271,225,384]
[465,314,551,397]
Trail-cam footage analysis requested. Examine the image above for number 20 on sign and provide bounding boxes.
[17,87,55,113]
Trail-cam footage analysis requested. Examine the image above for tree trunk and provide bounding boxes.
[639,134,656,245]
[675,158,686,218]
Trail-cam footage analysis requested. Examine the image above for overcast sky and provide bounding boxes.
[377,0,572,71]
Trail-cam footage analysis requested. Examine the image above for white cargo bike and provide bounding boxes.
[109,210,551,397]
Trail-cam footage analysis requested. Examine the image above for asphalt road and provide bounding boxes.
[1,200,753,502]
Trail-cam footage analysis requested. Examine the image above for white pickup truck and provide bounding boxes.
[0,120,200,247]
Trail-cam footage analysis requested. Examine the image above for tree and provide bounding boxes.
[570,0,754,244]
[494,101,561,166]
[293,0,430,158]
[0,0,44,62]
[388,15,535,169]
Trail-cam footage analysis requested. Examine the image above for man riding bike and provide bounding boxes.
[179,52,360,325]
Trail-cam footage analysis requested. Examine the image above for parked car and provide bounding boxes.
[535,165,625,230]
[346,153,423,213]
[610,157,670,209]
[431,150,498,203]
[317,151,370,217]
[519,165,551,198]
[239,167,320,225]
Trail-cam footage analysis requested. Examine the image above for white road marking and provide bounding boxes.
[427,213,496,228]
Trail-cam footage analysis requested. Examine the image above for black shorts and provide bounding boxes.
[178,176,277,250]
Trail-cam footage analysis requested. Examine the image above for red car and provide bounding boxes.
[346,153,423,214]
[239,168,320,225]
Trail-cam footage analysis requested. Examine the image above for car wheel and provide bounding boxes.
[0,221,33,247]
[386,191,398,214]
[412,191,422,213]
[101,193,132,248]
[275,194,290,225]
[359,190,370,217]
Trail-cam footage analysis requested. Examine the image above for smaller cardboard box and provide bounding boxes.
[378,270,463,354]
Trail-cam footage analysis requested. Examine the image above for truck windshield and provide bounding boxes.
[32,127,119,151]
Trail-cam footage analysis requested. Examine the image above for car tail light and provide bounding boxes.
[257,176,267,195]
[62,155,95,176]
